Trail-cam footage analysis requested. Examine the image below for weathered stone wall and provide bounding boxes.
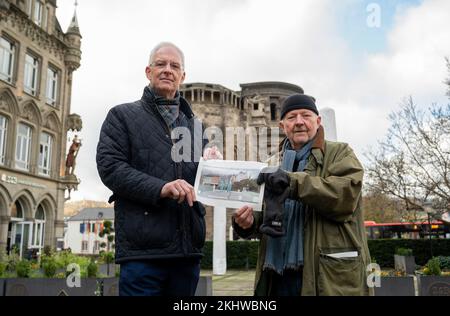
[181,81,305,240]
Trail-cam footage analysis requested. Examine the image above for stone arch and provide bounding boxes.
[0,183,12,217]
[0,88,20,116]
[43,111,61,132]
[20,100,42,125]
[35,194,56,222]
[0,183,12,251]
[0,182,12,202]
[11,189,36,219]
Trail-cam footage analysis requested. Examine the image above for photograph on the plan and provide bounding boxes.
[194,159,267,211]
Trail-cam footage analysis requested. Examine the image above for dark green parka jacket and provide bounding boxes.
[233,126,371,296]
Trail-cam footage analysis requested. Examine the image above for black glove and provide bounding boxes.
[257,168,292,238]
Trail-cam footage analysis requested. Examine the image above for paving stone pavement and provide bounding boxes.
[201,270,256,296]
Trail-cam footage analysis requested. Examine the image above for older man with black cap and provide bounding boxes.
[233,94,371,296]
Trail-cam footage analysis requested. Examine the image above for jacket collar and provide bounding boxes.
[141,86,195,119]
[312,125,325,148]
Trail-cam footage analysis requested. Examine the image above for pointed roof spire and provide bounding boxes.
[67,0,81,35]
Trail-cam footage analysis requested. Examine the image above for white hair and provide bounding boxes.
[149,42,185,69]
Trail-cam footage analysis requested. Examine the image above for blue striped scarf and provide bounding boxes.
[263,139,313,275]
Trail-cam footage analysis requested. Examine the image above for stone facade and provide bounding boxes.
[0,0,82,257]
[180,81,305,241]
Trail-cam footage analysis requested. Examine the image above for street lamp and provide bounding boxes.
[423,201,435,258]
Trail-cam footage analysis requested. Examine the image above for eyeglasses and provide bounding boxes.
[150,60,183,72]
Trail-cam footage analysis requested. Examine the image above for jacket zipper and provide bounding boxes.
[150,102,189,255]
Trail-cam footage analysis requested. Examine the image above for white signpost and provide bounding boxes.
[212,206,227,275]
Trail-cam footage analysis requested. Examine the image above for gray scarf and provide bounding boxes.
[263,139,313,275]
[145,86,182,129]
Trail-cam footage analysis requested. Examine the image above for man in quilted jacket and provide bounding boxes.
[96,42,219,296]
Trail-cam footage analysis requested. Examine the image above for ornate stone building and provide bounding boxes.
[0,0,82,257]
[180,81,305,241]
[180,82,304,160]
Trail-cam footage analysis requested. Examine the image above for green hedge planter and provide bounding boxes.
[368,239,450,267]
[1,276,212,296]
[4,278,100,296]
[101,276,212,296]
[417,275,450,296]
[199,239,450,269]
[394,255,416,274]
[374,276,415,296]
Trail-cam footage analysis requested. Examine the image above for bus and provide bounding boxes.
[365,220,450,239]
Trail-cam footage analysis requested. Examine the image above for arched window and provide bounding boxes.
[11,201,24,219]
[32,205,46,249]
[35,205,45,220]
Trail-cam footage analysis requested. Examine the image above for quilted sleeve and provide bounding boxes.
[96,107,167,206]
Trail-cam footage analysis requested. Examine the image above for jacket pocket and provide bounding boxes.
[318,248,366,296]
[190,202,206,250]
[122,205,176,250]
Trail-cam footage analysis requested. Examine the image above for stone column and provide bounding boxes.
[53,185,66,249]
[213,206,227,275]
[54,219,65,249]
[0,216,10,251]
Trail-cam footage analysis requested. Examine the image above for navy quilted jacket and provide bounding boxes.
[96,87,208,263]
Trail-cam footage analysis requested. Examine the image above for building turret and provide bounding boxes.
[64,2,82,72]
[0,0,10,19]
[0,0,85,254]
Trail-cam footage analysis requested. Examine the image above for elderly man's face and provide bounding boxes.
[280,109,321,150]
[145,46,185,99]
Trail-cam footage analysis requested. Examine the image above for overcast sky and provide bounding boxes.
[55,0,450,202]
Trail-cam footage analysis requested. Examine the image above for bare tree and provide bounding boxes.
[365,75,450,223]
[363,189,406,223]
